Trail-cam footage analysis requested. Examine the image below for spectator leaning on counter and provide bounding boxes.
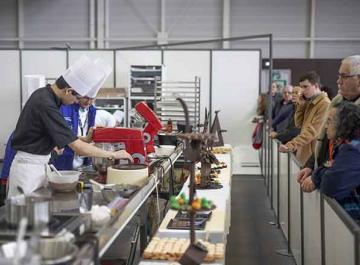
[279,71,330,166]
[298,55,360,184]
[301,102,360,220]
[7,56,133,197]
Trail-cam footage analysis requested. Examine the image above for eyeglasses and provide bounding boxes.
[338,73,358,80]
[82,97,95,101]
[71,90,82,100]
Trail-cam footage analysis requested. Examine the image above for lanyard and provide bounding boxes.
[78,109,89,137]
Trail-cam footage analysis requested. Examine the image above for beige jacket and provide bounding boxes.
[285,92,330,166]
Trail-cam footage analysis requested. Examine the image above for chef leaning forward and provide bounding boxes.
[7,56,133,197]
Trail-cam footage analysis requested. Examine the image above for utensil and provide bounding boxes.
[5,196,52,228]
[89,179,115,192]
[49,164,62,178]
[14,218,28,265]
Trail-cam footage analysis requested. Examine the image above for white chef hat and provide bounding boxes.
[62,56,112,97]
[86,58,112,98]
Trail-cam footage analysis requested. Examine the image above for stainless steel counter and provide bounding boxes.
[31,145,183,260]
[0,145,183,264]
[98,145,183,257]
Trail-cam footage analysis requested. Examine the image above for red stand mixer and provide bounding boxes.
[133,101,163,154]
[91,102,162,182]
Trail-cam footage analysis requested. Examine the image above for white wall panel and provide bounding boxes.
[324,201,355,265]
[272,140,278,215]
[0,51,20,158]
[163,50,210,121]
[69,50,115,88]
[279,152,288,239]
[115,50,162,89]
[212,50,260,174]
[303,192,322,265]
[289,159,302,265]
[21,51,67,101]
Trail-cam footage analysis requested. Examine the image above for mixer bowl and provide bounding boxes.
[92,142,125,175]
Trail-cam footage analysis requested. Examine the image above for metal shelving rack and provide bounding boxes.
[128,65,162,127]
[154,76,201,131]
[95,88,127,127]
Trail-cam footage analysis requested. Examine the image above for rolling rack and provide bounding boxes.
[128,65,162,127]
[154,77,201,131]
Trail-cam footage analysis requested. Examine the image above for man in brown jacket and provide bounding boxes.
[279,72,330,166]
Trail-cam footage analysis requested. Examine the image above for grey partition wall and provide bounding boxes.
[21,50,67,87]
[211,50,260,175]
[0,50,21,158]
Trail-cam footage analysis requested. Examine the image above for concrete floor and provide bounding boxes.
[225,175,296,265]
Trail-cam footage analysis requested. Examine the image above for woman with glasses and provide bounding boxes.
[301,102,360,220]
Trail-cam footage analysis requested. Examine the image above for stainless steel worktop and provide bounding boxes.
[96,145,183,257]
[27,144,183,260]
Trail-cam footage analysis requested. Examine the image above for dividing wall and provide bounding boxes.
[212,50,261,174]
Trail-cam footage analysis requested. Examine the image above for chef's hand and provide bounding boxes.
[111,150,134,163]
[279,144,290,153]
[301,177,316,192]
[53,146,64,155]
[297,167,312,184]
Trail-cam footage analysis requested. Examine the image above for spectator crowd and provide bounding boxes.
[255,55,360,221]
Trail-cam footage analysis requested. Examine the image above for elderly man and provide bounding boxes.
[299,55,360,187]
[271,85,294,132]
[270,86,301,143]
[279,71,330,165]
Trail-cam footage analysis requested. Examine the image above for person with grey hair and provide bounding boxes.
[298,55,360,185]
[271,85,294,132]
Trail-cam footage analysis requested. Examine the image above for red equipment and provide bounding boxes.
[134,101,162,153]
[92,101,162,163]
[92,127,147,164]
